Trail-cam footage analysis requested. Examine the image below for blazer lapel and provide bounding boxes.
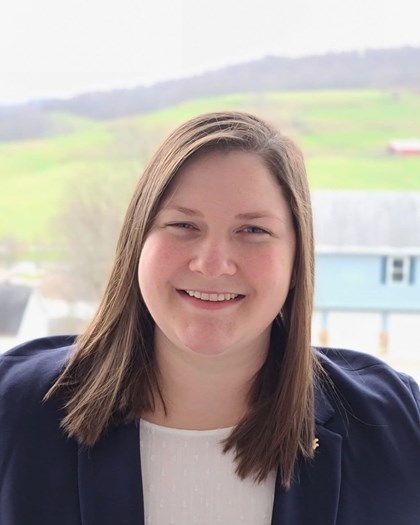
[271,385,343,525]
[77,384,342,525]
[78,421,144,525]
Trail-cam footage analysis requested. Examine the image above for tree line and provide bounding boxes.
[1,47,419,142]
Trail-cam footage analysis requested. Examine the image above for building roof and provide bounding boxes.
[312,191,420,254]
[0,282,32,335]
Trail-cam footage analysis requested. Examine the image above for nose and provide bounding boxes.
[188,238,237,277]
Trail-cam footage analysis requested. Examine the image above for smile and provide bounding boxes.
[184,290,240,302]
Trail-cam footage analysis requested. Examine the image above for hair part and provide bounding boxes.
[46,111,318,489]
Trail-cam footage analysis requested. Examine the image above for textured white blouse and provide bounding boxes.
[139,419,276,525]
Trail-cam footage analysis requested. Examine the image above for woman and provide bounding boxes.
[1,111,419,525]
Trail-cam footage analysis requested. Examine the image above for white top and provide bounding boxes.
[139,419,276,525]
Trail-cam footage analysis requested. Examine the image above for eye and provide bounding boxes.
[168,222,196,230]
[241,225,269,234]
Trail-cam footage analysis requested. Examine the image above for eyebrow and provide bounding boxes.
[161,205,283,221]
[161,205,204,217]
[235,211,281,221]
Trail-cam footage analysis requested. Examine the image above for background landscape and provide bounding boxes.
[1,47,420,379]
[2,47,420,249]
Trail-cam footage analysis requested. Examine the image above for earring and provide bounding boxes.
[279,310,285,326]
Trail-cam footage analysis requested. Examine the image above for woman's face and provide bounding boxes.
[138,150,296,359]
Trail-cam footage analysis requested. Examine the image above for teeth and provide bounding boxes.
[185,290,239,301]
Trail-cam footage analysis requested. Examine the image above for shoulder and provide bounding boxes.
[1,334,76,360]
[0,335,77,450]
[315,347,420,423]
[0,337,80,521]
[0,335,76,400]
[313,349,420,521]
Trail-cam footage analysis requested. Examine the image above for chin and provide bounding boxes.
[184,343,231,357]
[180,331,238,357]
[156,324,236,357]
[180,336,231,357]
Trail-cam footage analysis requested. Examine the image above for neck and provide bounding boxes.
[143,333,269,430]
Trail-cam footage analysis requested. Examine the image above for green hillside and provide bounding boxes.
[1,89,420,254]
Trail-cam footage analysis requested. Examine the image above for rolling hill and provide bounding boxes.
[1,89,420,259]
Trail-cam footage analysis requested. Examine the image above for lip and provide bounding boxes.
[176,289,245,310]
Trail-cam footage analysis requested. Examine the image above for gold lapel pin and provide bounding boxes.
[312,438,320,450]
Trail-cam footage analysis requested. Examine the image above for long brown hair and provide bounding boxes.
[46,111,317,488]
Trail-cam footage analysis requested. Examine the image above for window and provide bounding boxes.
[385,256,412,285]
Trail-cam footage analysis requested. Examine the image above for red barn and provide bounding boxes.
[387,139,420,156]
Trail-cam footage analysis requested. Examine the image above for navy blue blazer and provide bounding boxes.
[1,336,419,525]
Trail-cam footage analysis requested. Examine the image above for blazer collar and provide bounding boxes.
[271,382,343,525]
[78,421,144,525]
[78,385,341,525]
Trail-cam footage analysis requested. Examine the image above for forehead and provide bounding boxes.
[162,149,284,204]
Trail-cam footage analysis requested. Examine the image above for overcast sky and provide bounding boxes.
[1,0,420,105]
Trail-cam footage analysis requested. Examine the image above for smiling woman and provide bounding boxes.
[1,111,419,525]
[138,150,296,362]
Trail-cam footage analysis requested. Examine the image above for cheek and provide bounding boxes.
[138,235,183,291]
[247,246,294,278]
[245,248,294,308]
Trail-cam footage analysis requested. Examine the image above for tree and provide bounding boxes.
[54,171,135,302]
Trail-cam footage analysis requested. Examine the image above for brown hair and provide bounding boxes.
[46,111,317,488]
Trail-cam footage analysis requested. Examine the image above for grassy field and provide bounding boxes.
[1,89,420,255]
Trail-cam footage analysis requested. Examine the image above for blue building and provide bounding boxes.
[312,191,420,353]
